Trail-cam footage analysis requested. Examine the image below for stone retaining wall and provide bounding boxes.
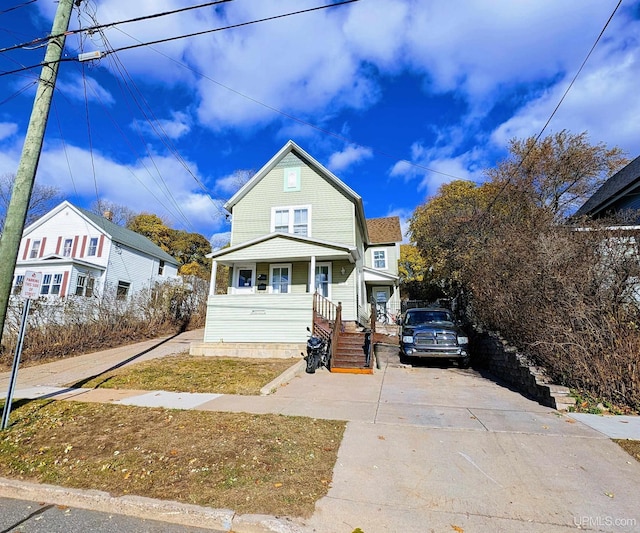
[470,328,575,410]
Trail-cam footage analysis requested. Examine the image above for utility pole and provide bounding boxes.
[0,0,77,344]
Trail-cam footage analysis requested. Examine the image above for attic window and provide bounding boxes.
[283,167,301,192]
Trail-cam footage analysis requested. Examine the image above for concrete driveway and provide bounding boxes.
[267,360,640,533]
[2,334,639,533]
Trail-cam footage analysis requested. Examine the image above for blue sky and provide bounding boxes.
[1,0,639,244]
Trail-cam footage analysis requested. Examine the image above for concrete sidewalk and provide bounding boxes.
[2,332,640,533]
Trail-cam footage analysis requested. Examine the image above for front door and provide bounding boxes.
[233,264,255,294]
[374,287,390,324]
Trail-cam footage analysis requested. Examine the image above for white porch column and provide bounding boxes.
[210,260,217,296]
[309,255,316,293]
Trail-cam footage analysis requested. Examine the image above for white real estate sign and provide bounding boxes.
[21,270,42,299]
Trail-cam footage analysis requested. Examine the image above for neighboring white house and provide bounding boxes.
[11,201,179,300]
[193,140,402,356]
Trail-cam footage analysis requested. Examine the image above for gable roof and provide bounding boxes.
[77,206,179,264]
[24,201,178,265]
[224,140,370,242]
[574,155,640,218]
[366,216,402,244]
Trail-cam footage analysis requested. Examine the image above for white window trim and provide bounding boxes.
[371,248,388,270]
[233,263,256,294]
[270,205,312,237]
[315,262,332,299]
[269,263,292,294]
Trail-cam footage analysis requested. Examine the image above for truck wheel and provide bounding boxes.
[459,356,471,369]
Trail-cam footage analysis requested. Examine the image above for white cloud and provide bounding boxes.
[327,144,373,172]
[37,0,634,141]
[56,75,115,105]
[131,111,192,140]
[29,142,223,234]
[0,122,17,141]
[491,46,640,156]
[390,140,484,199]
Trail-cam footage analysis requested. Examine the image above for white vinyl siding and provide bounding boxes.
[204,293,314,343]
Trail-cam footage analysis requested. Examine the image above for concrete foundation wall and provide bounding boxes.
[190,342,305,359]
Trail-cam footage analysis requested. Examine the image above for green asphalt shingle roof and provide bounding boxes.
[77,207,179,265]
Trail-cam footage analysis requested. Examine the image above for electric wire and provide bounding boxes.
[112,24,464,182]
[92,24,197,229]
[483,0,623,214]
[0,79,37,106]
[0,0,37,16]
[0,0,232,55]
[76,2,207,228]
[80,61,101,206]
[52,99,79,199]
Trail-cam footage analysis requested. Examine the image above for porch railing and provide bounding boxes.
[313,292,342,368]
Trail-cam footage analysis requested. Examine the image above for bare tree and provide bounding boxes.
[90,198,138,226]
[0,173,61,232]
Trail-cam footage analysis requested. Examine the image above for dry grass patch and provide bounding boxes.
[615,439,640,463]
[0,400,345,517]
[74,355,299,395]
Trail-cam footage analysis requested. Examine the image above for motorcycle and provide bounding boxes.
[304,328,330,374]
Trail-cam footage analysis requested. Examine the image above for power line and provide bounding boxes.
[483,0,622,214]
[0,1,359,78]
[0,0,232,55]
[0,0,37,16]
[98,0,360,57]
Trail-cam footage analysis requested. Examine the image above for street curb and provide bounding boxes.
[0,477,306,532]
[260,359,306,396]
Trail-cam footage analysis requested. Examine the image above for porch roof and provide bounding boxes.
[207,232,360,265]
[16,255,106,271]
[363,266,399,283]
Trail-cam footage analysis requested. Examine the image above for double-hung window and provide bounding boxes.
[30,240,40,258]
[63,238,73,257]
[87,237,98,256]
[40,274,51,295]
[116,281,131,300]
[271,206,310,237]
[315,263,331,298]
[76,275,95,297]
[270,264,291,294]
[13,275,24,295]
[51,274,62,295]
[372,249,387,269]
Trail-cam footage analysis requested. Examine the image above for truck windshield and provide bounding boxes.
[405,311,453,325]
